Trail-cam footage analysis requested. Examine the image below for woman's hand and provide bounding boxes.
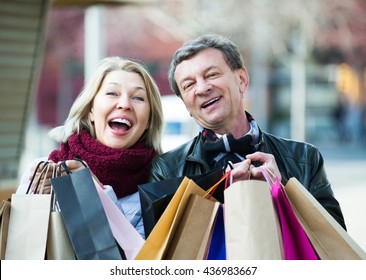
[28,161,58,194]
[28,159,88,194]
[61,159,88,173]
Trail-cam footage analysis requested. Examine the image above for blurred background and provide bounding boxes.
[1,0,365,252]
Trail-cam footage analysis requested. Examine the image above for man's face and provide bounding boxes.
[174,48,249,134]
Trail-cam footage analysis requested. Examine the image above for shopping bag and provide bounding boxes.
[46,211,76,260]
[285,177,366,260]
[93,177,145,260]
[5,194,51,259]
[135,173,226,260]
[5,162,52,260]
[138,176,184,238]
[224,179,283,260]
[259,167,318,260]
[207,204,226,260]
[138,167,226,237]
[51,164,122,260]
[0,199,11,259]
[166,194,220,260]
[46,193,75,260]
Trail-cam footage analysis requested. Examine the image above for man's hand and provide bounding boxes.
[246,151,281,181]
[227,152,281,184]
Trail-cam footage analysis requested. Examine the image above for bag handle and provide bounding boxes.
[26,160,46,194]
[60,158,88,174]
[26,161,52,194]
[49,163,60,211]
[37,162,52,194]
[259,166,285,189]
[204,169,231,199]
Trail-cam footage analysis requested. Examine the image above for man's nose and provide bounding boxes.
[195,78,212,95]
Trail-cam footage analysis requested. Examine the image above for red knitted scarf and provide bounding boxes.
[48,129,156,198]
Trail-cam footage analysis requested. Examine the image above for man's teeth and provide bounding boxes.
[203,97,220,108]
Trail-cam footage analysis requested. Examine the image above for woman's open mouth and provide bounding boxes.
[108,118,132,132]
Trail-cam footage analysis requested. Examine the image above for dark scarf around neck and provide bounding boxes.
[201,112,261,168]
[48,129,156,198]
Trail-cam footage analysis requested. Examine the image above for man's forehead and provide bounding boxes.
[175,49,226,77]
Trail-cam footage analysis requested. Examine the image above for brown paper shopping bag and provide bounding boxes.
[224,179,283,260]
[166,194,220,260]
[135,177,218,260]
[46,209,75,260]
[0,199,11,259]
[5,162,52,260]
[285,177,366,260]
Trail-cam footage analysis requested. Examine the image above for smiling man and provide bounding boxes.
[148,34,346,229]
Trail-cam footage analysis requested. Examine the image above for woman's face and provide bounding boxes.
[89,70,150,149]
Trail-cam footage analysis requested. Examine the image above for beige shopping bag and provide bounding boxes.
[224,179,283,260]
[5,194,51,259]
[0,199,11,259]
[5,162,53,260]
[285,177,366,260]
[46,210,75,260]
[166,194,220,260]
[135,177,219,260]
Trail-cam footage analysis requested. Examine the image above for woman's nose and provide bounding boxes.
[116,95,132,110]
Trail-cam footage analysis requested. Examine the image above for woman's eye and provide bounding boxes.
[132,96,145,101]
[106,91,117,96]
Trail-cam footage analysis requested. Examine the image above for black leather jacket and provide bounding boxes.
[148,130,346,230]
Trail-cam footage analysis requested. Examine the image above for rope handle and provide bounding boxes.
[204,169,231,199]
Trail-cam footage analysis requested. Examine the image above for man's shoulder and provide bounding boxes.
[261,131,320,159]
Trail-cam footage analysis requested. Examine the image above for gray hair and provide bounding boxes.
[49,56,164,154]
[168,34,245,97]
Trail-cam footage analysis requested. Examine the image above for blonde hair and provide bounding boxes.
[49,57,164,154]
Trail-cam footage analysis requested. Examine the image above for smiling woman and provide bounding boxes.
[16,56,164,237]
[89,70,151,149]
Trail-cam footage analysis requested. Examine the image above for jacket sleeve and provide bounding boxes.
[147,156,169,183]
[262,133,347,230]
[307,147,347,230]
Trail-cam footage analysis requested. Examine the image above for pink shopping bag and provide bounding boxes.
[261,167,319,260]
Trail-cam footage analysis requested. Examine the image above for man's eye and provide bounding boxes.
[207,72,218,78]
[183,83,193,91]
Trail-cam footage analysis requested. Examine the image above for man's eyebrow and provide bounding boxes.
[179,65,220,84]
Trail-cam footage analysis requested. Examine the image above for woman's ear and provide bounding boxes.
[89,108,94,123]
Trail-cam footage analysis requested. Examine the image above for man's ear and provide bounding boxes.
[238,67,249,93]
